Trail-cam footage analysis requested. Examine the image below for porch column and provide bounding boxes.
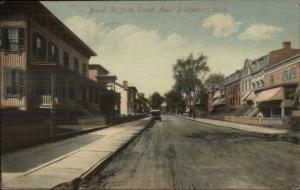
[51,71,55,112]
[270,108,273,118]
[66,79,69,105]
[76,85,79,101]
[281,107,285,119]
[86,86,89,103]
[92,88,95,103]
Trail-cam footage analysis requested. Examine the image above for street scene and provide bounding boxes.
[81,115,300,190]
[1,1,300,189]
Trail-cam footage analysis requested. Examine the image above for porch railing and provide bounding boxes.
[40,95,70,109]
[40,95,53,109]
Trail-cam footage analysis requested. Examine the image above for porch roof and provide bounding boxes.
[30,64,99,87]
[254,87,284,103]
[280,99,295,108]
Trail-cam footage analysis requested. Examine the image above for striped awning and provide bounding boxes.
[254,87,284,103]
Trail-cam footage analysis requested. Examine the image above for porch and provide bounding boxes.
[28,65,101,111]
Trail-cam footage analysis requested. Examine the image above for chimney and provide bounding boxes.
[123,80,128,87]
[283,41,291,49]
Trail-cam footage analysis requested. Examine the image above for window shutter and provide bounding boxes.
[3,28,8,50]
[55,45,59,63]
[5,68,13,96]
[41,36,46,60]
[18,28,25,51]
[33,33,37,57]
[48,42,52,62]
[17,70,24,95]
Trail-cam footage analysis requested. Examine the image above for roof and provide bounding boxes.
[265,53,300,72]
[0,1,97,58]
[268,48,300,67]
[97,75,117,80]
[89,64,110,74]
[128,86,138,92]
[254,87,284,103]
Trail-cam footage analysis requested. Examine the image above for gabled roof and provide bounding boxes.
[0,1,97,58]
[89,64,110,74]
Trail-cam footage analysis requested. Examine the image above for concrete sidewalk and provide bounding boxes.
[177,115,290,134]
[2,118,151,190]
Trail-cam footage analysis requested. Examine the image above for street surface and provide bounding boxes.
[82,115,300,189]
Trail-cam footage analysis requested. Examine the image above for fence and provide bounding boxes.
[208,115,286,128]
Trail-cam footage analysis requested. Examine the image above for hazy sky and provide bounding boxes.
[43,0,300,96]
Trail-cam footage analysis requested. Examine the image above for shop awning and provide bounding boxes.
[254,87,284,103]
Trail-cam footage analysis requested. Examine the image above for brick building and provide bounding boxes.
[224,70,241,112]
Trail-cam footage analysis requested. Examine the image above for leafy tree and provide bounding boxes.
[164,89,185,114]
[205,73,225,87]
[173,53,209,118]
[149,92,164,109]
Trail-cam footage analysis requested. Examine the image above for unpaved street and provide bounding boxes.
[81,115,300,189]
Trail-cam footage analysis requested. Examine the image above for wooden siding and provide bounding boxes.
[29,19,89,77]
[0,16,27,109]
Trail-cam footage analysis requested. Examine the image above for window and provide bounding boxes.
[33,33,46,61]
[290,67,296,79]
[0,28,24,51]
[4,68,24,97]
[283,70,289,81]
[270,75,275,85]
[63,51,69,67]
[48,42,59,63]
[82,63,86,76]
[0,28,5,50]
[74,57,79,73]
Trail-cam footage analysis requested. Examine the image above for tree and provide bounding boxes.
[205,73,225,88]
[164,89,185,114]
[149,92,164,109]
[173,53,209,118]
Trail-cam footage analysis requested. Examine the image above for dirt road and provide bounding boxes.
[81,115,300,189]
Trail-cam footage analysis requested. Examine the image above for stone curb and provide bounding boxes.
[174,115,300,143]
[51,118,154,190]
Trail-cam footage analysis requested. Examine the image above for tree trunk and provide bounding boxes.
[189,94,192,118]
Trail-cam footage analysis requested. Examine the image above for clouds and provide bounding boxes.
[239,24,284,41]
[202,14,284,41]
[64,16,188,95]
[202,13,241,38]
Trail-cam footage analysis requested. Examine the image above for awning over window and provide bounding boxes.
[254,87,284,103]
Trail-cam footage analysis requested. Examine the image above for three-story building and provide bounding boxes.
[0,2,97,111]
